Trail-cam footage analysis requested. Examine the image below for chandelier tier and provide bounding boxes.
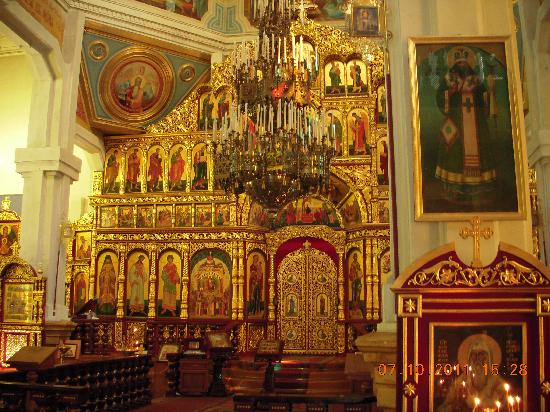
[213,0,334,213]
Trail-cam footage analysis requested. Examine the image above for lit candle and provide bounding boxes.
[507,395,514,412]
[473,397,480,411]
[495,400,501,412]
[515,396,520,411]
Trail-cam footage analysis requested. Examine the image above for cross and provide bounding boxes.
[303,240,311,249]
[459,216,493,268]
[1,196,10,211]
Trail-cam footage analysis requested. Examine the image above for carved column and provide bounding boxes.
[365,238,373,321]
[88,205,99,301]
[337,251,345,321]
[116,244,127,318]
[238,243,245,320]
[148,246,157,318]
[118,156,126,195]
[268,253,276,322]
[207,142,214,191]
[371,238,380,321]
[231,242,238,320]
[180,243,189,319]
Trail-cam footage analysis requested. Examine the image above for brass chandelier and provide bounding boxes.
[213,0,334,214]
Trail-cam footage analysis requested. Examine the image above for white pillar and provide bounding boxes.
[2,2,86,321]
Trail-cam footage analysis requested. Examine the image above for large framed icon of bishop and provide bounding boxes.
[409,37,526,221]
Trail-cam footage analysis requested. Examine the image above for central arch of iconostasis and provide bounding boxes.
[66,19,392,355]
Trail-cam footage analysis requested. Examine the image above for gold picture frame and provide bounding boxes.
[409,36,526,221]
[99,47,174,124]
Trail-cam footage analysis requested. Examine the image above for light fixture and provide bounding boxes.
[213,0,334,215]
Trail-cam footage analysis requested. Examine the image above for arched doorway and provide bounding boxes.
[277,241,338,354]
[267,226,346,355]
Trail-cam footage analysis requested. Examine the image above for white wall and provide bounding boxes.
[68,145,101,221]
[0,53,32,194]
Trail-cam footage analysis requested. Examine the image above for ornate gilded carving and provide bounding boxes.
[278,245,338,354]
[407,256,550,288]
[267,226,346,254]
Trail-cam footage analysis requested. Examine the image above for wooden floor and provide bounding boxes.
[135,397,356,412]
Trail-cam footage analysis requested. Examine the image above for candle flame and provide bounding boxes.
[474,397,480,406]
[504,383,510,392]
[508,396,514,405]
[495,401,501,407]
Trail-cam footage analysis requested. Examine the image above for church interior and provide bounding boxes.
[1,0,550,411]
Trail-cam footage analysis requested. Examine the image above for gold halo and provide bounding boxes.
[457,333,502,366]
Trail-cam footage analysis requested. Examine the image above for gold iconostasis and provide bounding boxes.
[66,19,391,355]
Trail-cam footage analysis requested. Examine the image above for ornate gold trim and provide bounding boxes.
[99,47,175,124]
[266,225,346,254]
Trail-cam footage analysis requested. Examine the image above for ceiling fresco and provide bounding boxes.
[79,29,210,135]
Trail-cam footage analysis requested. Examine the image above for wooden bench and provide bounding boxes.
[233,393,377,412]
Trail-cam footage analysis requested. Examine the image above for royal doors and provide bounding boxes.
[277,243,337,354]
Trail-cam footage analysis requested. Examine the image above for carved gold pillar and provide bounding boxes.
[88,225,97,301]
[372,238,380,321]
[337,251,345,321]
[116,244,126,318]
[207,142,214,191]
[148,246,157,318]
[119,156,126,195]
[162,147,169,192]
[186,145,192,192]
[141,146,147,194]
[231,242,238,320]
[267,252,276,322]
[365,238,373,321]
[238,243,245,320]
[180,243,189,319]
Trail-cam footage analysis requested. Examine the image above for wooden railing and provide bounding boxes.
[0,354,152,411]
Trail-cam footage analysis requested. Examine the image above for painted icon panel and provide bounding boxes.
[347,248,365,320]
[175,204,192,227]
[125,147,143,193]
[347,109,370,155]
[74,231,92,260]
[126,251,149,316]
[191,143,209,190]
[189,250,232,318]
[158,251,181,317]
[103,148,122,193]
[73,271,88,313]
[214,204,231,226]
[247,251,266,318]
[195,204,212,227]
[168,144,187,191]
[346,60,368,95]
[97,251,118,315]
[119,206,134,228]
[340,194,361,227]
[156,205,173,228]
[137,205,154,228]
[325,110,344,156]
[324,60,345,96]
[100,206,117,228]
[147,145,165,192]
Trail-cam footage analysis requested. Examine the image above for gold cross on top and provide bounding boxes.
[459,216,493,268]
